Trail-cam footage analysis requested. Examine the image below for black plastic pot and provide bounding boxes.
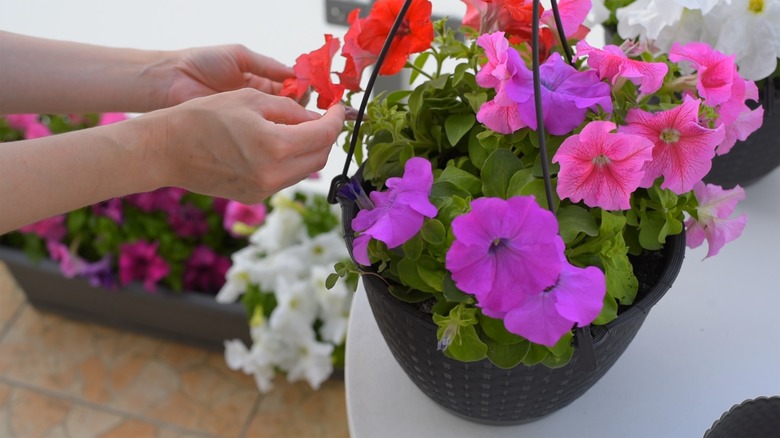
[338,194,686,425]
[0,246,250,350]
[704,396,780,438]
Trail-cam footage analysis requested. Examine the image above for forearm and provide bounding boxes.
[0,30,172,114]
[0,115,166,233]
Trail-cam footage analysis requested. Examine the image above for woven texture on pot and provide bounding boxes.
[703,396,780,438]
[704,77,780,189]
[339,196,686,425]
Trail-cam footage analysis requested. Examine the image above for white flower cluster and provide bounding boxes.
[217,188,352,393]
[613,0,780,80]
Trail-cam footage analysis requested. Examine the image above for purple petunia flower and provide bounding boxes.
[119,241,169,292]
[445,196,563,317]
[503,259,606,347]
[351,157,438,266]
[507,52,613,135]
[183,245,231,292]
[80,256,116,289]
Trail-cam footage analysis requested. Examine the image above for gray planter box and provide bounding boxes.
[0,246,250,350]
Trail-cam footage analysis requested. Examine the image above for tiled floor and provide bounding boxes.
[0,262,349,438]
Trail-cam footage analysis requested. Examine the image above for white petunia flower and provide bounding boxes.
[284,332,335,391]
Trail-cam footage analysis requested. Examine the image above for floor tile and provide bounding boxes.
[0,262,25,333]
[244,379,349,438]
[0,306,260,437]
[0,381,206,438]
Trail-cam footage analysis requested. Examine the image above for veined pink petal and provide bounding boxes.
[622,96,724,194]
[477,99,526,134]
[554,121,653,210]
[685,182,747,258]
[576,41,668,96]
[670,42,736,107]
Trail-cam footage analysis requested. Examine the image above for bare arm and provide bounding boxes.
[0,30,296,114]
[0,90,345,234]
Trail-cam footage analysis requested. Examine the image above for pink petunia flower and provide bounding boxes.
[503,259,605,347]
[19,215,67,242]
[119,241,170,291]
[710,72,764,156]
[183,245,231,292]
[621,96,725,194]
[669,42,736,107]
[685,182,747,259]
[351,157,438,266]
[223,201,267,237]
[47,241,87,278]
[91,198,124,224]
[576,40,668,97]
[6,114,52,139]
[445,196,563,317]
[553,121,654,210]
[475,32,527,134]
[98,113,128,126]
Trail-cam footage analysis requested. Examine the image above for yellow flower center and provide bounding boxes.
[749,0,764,13]
[660,128,681,144]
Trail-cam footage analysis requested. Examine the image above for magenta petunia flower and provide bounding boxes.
[621,96,725,194]
[6,114,52,139]
[351,157,437,265]
[669,42,736,107]
[685,182,747,259]
[506,52,613,135]
[19,215,67,242]
[168,204,209,238]
[445,196,563,316]
[183,245,231,292]
[223,201,267,237]
[503,260,606,347]
[553,121,654,210]
[119,241,169,291]
[92,198,123,224]
[576,40,668,97]
[126,187,187,214]
[98,113,128,126]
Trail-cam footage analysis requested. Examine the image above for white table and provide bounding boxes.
[345,168,780,438]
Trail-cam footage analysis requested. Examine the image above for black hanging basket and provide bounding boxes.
[704,77,780,189]
[703,396,780,438]
[338,195,686,425]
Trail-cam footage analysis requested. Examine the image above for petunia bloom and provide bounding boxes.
[6,114,52,139]
[119,241,170,292]
[504,259,605,347]
[184,245,232,292]
[669,41,736,106]
[475,32,527,134]
[553,120,654,210]
[281,35,345,110]
[576,40,668,96]
[685,182,747,258]
[621,96,724,194]
[338,9,378,91]
[506,52,613,135]
[351,157,437,265]
[224,201,267,238]
[19,215,67,242]
[445,196,563,317]
[357,0,434,75]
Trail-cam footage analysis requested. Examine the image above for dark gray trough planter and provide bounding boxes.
[0,246,250,350]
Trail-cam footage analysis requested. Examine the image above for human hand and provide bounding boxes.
[162,45,305,108]
[139,88,344,203]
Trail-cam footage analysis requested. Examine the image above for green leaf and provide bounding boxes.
[557,205,599,244]
[478,313,524,345]
[481,149,524,199]
[410,52,431,84]
[592,294,619,325]
[416,255,446,292]
[420,219,446,246]
[506,168,535,197]
[402,234,424,261]
[439,165,482,196]
[486,338,530,369]
[325,273,339,290]
[397,257,438,293]
[522,343,549,366]
[519,178,560,211]
[444,113,476,146]
[387,284,432,303]
[442,274,470,303]
[638,212,666,250]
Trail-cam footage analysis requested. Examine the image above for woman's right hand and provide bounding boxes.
[130,88,345,203]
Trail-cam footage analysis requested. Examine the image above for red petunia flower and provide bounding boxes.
[281,35,345,110]
[338,9,378,91]
[356,0,434,76]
